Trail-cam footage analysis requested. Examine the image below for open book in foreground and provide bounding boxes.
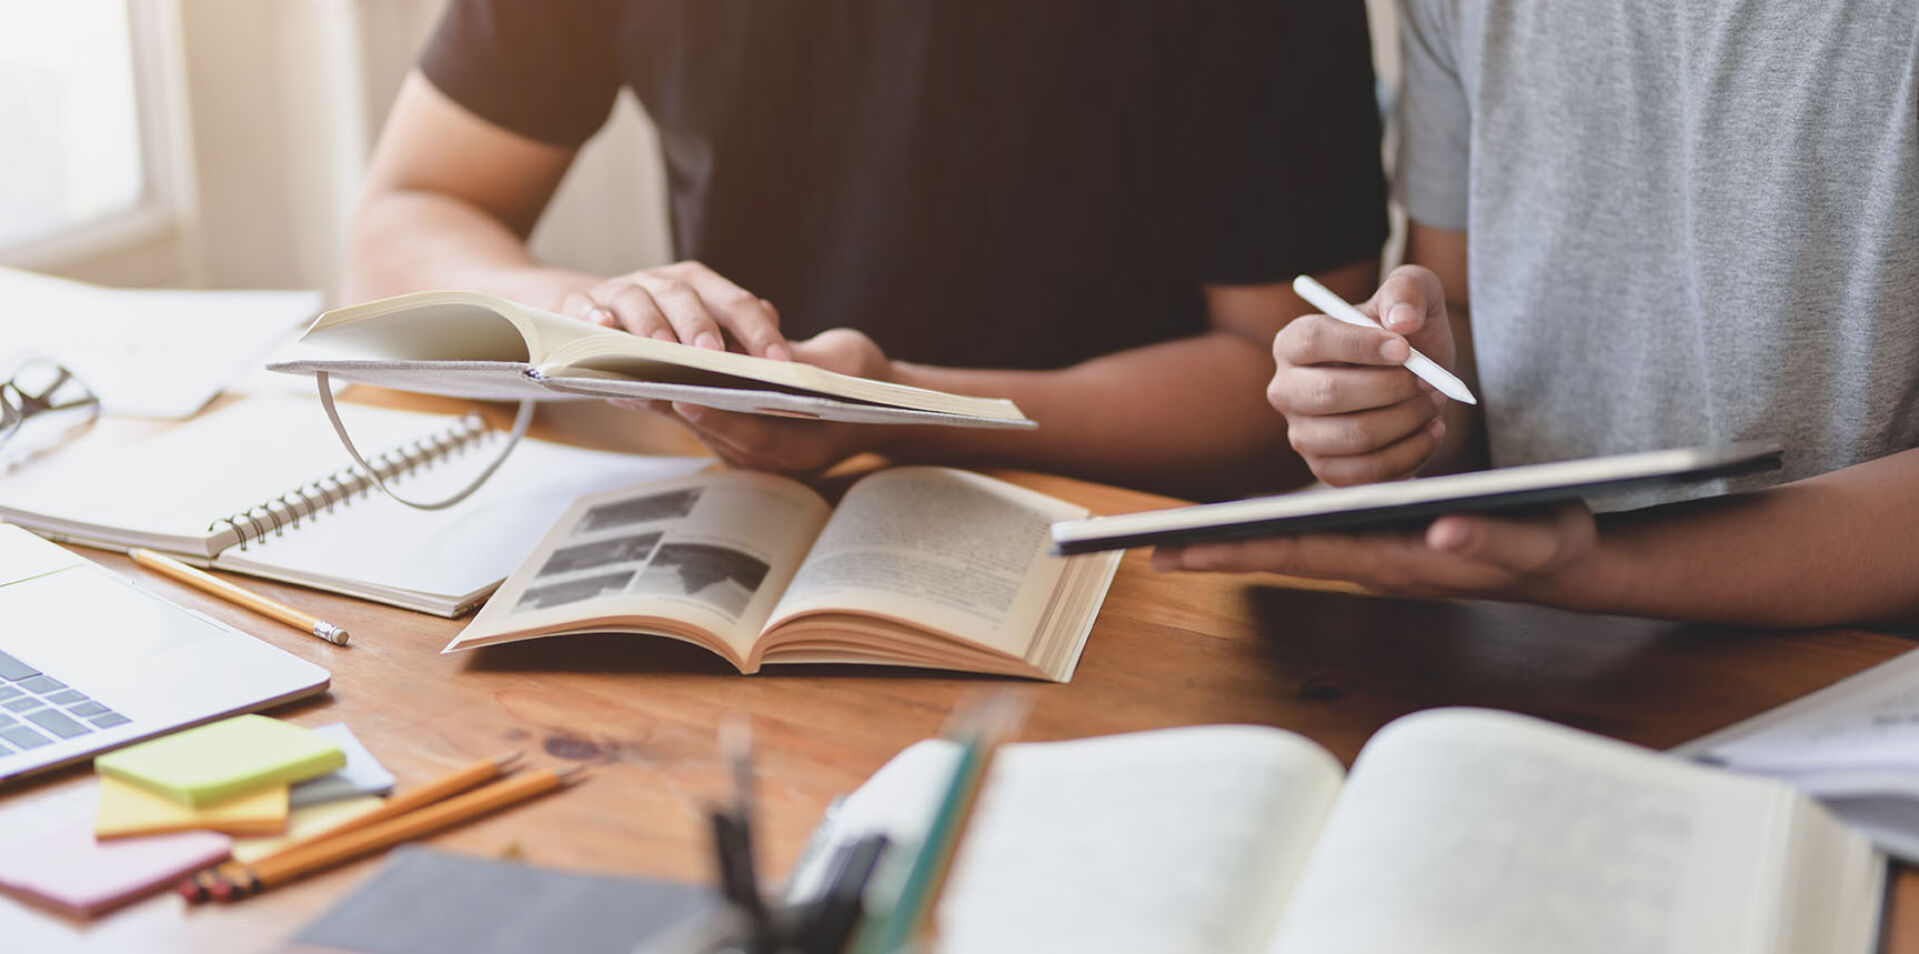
[268,291,1034,429]
[444,468,1123,682]
[791,708,1884,954]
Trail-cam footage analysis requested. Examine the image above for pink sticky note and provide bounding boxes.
[0,822,231,917]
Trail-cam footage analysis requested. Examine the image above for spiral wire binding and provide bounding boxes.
[208,410,496,551]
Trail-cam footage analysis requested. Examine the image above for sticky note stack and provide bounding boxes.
[0,717,399,919]
[93,715,344,841]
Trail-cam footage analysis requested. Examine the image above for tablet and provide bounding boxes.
[1049,441,1783,555]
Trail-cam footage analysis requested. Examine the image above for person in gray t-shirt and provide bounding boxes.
[1157,0,1919,627]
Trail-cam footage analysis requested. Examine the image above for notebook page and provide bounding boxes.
[218,436,710,610]
[1264,709,1816,954]
[792,726,1344,954]
[0,396,445,553]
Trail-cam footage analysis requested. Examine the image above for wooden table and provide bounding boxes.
[2,397,1915,952]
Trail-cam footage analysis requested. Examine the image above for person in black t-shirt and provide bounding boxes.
[347,1,1390,500]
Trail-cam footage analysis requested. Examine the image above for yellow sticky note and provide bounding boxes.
[95,776,289,839]
[230,794,384,864]
[95,714,344,807]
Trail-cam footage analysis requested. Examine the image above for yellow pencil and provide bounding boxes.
[179,752,525,904]
[212,766,585,901]
[129,547,349,646]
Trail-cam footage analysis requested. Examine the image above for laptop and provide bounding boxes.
[0,524,330,784]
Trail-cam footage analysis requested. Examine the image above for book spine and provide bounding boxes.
[207,413,494,549]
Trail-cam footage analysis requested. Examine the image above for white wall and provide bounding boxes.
[170,0,671,298]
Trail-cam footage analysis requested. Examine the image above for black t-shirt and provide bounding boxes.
[421,1,1387,370]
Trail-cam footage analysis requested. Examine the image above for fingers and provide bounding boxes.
[559,291,618,329]
[1306,417,1445,487]
[560,261,792,358]
[670,402,847,476]
[1273,314,1410,370]
[1366,264,1447,336]
[1426,504,1595,574]
[672,267,791,361]
[1152,503,1599,602]
[1284,391,1444,456]
[1269,360,1435,417]
[604,283,673,341]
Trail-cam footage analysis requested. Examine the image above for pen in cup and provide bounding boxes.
[1291,274,1478,405]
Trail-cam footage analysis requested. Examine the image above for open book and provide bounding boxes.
[268,290,1034,429]
[1676,647,1919,863]
[791,709,1884,954]
[444,468,1122,682]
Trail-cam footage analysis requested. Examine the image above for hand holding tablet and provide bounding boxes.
[1051,442,1783,555]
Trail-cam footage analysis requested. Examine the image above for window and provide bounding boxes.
[0,1,148,251]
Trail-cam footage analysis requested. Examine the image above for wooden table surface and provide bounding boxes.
[2,396,1915,953]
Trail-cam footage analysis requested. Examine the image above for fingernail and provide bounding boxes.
[651,330,677,343]
[1429,419,1447,441]
[673,402,703,422]
[766,343,793,362]
[695,332,723,351]
[1386,304,1418,330]
[588,306,616,326]
[1430,520,1472,551]
[1431,390,1449,407]
[1380,337,1410,362]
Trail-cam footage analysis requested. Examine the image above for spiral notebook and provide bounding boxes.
[0,396,708,615]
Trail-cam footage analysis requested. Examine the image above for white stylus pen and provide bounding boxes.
[1292,274,1478,405]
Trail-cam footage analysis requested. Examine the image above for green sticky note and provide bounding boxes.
[95,715,345,808]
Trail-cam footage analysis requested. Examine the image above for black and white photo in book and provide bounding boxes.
[536,531,665,577]
[629,543,771,620]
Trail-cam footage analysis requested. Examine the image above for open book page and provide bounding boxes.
[447,471,831,662]
[760,468,1085,661]
[1264,709,1875,954]
[300,291,607,363]
[788,727,1346,954]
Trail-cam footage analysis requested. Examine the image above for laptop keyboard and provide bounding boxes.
[0,648,132,757]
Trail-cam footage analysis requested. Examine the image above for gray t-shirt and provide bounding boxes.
[1399,0,1919,504]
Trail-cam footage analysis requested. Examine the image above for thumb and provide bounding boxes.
[1368,265,1445,335]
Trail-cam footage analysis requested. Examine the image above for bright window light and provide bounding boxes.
[0,1,146,250]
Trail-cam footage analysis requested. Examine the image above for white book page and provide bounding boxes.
[765,468,1083,656]
[459,471,831,652]
[791,726,1345,954]
[1265,709,1794,954]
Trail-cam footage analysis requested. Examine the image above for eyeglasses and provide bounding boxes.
[0,358,101,471]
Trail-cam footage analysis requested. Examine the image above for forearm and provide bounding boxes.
[1543,449,1919,628]
[881,331,1309,500]
[345,190,596,309]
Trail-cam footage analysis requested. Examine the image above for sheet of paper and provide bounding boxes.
[290,723,396,808]
[0,266,320,418]
[1700,650,1919,778]
[0,821,230,916]
[231,794,384,864]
